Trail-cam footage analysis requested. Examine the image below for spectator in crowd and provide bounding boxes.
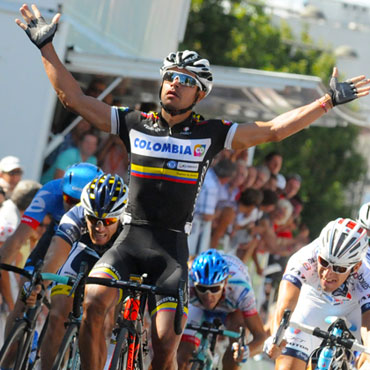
[41,130,99,183]
[263,173,278,192]
[242,166,258,190]
[0,180,41,312]
[264,151,283,177]
[98,135,129,180]
[229,188,264,260]
[188,159,237,256]
[252,165,271,189]
[0,156,23,198]
[210,160,249,249]
[264,151,286,193]
[0,180,41,246]
[0,187,5,208]
[283,174,302,199]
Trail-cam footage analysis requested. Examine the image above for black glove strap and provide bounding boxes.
[25,16,58,49]
[329,76,358,106]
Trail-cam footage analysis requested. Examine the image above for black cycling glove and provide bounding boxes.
[25,16,57,49]
[329,76,358,106]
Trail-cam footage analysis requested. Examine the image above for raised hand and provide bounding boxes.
[329,67,370,106]
[15,4,60,49]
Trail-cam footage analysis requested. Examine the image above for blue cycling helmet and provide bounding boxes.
[191,249,229,285]
[81,173,128,218]
[63,163,103,200]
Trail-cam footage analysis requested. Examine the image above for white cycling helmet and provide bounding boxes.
[160,50,213,97]
[319,218,368,267]
[357,202,370,229]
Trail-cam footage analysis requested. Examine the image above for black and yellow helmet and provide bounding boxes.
[81,173,128,218]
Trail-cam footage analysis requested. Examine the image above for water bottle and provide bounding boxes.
[29,330,39,364]
[317,347,334,370]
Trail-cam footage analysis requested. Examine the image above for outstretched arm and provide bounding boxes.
[232,68,370,150]
[16,4,111,132]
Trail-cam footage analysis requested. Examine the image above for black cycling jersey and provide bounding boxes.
[111,108,237,233]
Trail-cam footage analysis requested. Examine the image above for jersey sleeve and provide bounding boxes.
[111,106,140,152]
[282,242,317,289]
[21,181,61,229]
[55,205,86,246]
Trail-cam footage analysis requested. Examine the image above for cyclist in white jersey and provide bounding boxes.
[177,249,266,369]
[265,218,370,370]
[15,5,370,369]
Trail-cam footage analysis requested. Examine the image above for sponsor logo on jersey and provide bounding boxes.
[177,162,199,171]
[303,262,311,271]
[130,130,210,162]
[26,191,48,213]
[354,272,370,289]
[167,161,177,169]
[222,120,232,125]
[194,144,206,157]
[131,164,199,184]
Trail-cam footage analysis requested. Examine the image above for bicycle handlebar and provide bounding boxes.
[86,275,185,335]
[186,323,241,339]
[0,263,73,286]
[290,320,370,355]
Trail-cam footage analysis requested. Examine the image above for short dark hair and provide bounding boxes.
[213,159,237,178]
[261,190,278,206]
[239,188,263,206]
[264,151,282,163]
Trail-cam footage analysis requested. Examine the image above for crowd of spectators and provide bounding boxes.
[187,149,310,325]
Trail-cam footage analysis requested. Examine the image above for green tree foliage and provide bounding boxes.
[181,0,366,237]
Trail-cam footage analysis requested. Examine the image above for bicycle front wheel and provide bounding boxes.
[110,328,129,370]
[0,320,29,370]
[52,323,80,370]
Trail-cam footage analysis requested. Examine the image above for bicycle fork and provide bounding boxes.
[123,294,141,370]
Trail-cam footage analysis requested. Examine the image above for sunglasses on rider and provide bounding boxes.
[317,255,351,274]
[162,71,202,89]
[195,283,224,294]
[63,193,80,206]
[86,214,119,227]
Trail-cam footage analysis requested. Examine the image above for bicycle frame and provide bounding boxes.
[120,276,147,370]
[187,322,243,370]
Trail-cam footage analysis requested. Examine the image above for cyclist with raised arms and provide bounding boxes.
[30,173,128,369]
[177,249,266,369]
[0,162,101,338]
[15,5,370,369]
[265,218,370,370]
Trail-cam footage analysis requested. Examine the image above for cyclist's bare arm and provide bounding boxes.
[244,313,267,356]
[25,235,71,303]
[16,4,111,133]
[42,235,71,275]
[0,223,33,264]
[272,280,300,334]
[232,68,370,150]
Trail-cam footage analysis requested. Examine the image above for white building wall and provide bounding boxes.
[0,0,190,180]
[0,1,68,180]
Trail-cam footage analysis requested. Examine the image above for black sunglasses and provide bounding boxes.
[317,255,350,274]
[195,284,224,294]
